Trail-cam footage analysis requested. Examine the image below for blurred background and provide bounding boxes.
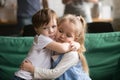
[0,0,113,23]
[0,0,116,36]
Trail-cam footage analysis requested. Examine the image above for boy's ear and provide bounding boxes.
[34,27,38,34]
[34,27,37,32]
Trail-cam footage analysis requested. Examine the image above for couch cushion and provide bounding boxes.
[85,32,120,80]
[112,58,120,80]
[0,32,120,80]
[0,37,33,80]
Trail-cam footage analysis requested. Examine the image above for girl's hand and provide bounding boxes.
[20,60,34,73]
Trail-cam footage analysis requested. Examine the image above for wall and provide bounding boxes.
[0,0,17,24]
[0,0,113,24]
[48,0,65,17]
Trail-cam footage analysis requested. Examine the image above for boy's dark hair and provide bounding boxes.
[32,8,57,28]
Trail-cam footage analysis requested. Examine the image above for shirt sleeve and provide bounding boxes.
[33,34,53,49]
[34,51,79,79]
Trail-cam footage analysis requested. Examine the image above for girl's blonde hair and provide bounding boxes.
[58,14,89,75]
[58,14,86,53]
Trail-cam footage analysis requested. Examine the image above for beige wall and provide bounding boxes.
[0,0,17,24]
[48,0,65,17]
[0,0,113,24]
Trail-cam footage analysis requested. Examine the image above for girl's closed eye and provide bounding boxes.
[59,29,63,33]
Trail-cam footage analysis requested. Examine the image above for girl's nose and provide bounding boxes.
[60,33,65,38]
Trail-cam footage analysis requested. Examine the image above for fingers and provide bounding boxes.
[20,62,27,71]
[24,59,32,64]
[24,60,29,63]
[70,43,77,51]
[20,60,27,70]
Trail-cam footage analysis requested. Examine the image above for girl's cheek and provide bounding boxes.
[56,31,60,36]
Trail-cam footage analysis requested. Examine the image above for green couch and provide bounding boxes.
[0,32,120,80]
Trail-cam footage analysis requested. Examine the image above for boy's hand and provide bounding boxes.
[70,41,80,51]
[20,60,34,73]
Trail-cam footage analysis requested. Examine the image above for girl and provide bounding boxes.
[21,14,91,80]
[13,9,79,80]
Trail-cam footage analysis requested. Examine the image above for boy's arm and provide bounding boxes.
[46,41,80,53]
[37,34,80,53]
[34,51,79,79]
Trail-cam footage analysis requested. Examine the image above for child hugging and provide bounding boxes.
[21,14,91,80]
[13,8,80,80]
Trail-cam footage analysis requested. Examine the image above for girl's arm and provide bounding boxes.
[21,51,79,79]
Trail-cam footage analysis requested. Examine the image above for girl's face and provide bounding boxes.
[56,21,76,43]
[36,18,57,40]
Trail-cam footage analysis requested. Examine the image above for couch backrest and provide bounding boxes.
[85,32,120,80]
[0,32,120,80]
[0,37,33,80]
